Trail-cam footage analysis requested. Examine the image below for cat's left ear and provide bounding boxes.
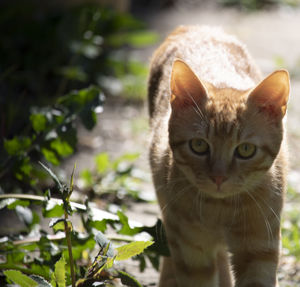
[170,59,208,109]
[247,69,290,119]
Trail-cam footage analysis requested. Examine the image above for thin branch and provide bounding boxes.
[64,210,76,287]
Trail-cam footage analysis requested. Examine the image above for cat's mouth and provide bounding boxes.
[196,180,239,199]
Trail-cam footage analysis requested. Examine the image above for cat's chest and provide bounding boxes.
[166,190,239,230]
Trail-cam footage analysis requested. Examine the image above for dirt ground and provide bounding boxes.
[64,2,300,286]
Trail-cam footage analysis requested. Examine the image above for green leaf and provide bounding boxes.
[19,157,33,177]
[95,153,110,174]
[41,148,60,165]
[50,139,73,157]
[68,162,76,199]
[30,211,40,227]
[80,109,97,130]
[53,256,66,287]
[4,136,31,155]
[70,163,76,190]
[108,31,158,48]
[44,189,51,200]
[88,219,107,232]
[115,241,153,261]
[127,31,159,47]
[147,253,160,271]
[112,12,144,30]
[22,242,39,252]
[142,219,170,256]
[30,113,47,133]
[39,161,62,189]
[0,198,16,209]
[117,210,141,236]
[127,61,148,77]
[6,199,30,210]
[80,169,93,187]
[58,86,101,110]
[43,203,64,218]
[30,275,52,287]
[59,66,87,82]
[112,153,139,170]
[3,270,38,287]
[137,254,146,272]
[117,270,142,287]
[49,218,73,233]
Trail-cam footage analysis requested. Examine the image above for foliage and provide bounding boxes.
[0,164,168,287]
[79,152,151,202]
[0,0,156,138]
[0,1,161,286]
[3,270,39,287]
[218,0,300,9]
[281,186,300,260]
[0,2,157,195]
[0,85,104,194]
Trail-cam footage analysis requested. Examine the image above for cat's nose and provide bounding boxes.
[209,175,228,187]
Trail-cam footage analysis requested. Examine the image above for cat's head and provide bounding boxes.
[168,59,290,198]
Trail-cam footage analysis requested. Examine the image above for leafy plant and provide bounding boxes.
[0,1,157,138]
[0,1,158,196]
[40,162,77,286]
[0,2,161,286]
[77,232,153,287]
[0,85,104,195]
[3,235,153,287]
[79,152,151,203]
[0,163,168,287]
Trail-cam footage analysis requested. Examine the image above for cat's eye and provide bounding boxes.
[189,138,209,155]
[235,143,256,159]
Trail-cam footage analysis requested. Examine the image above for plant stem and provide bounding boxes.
[64,210,76,287]
[12,233,135,246]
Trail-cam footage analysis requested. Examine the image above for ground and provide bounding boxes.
[64,2,300,286]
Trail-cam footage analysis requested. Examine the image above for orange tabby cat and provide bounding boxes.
[148,26,290,287]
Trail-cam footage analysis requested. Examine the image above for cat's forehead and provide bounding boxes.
[205,91,247,124]
[192,89,250,140]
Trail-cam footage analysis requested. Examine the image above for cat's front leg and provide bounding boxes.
[231,244,280,287]
[163,219,222,287]
[158,256,178,287]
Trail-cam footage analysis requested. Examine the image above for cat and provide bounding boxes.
[148,25,290,287]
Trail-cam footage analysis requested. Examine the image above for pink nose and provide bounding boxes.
[210,175,227,187]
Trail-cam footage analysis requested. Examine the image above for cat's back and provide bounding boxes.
[148,25,262,118]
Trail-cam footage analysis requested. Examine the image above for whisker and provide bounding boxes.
[245,190,274,246]
[161,184,191,215]
[182,84,208,123]
[254,192,281,224]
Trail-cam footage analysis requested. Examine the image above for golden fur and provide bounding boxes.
[148,26,290,287]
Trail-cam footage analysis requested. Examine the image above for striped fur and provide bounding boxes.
[148,26,290,287]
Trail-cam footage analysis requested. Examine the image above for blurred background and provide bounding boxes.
[1,0,300,286]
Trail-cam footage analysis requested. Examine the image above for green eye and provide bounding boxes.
[235,143,256,159]
[189,138,209,155]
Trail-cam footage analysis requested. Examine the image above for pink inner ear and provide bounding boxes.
[259,104,281,119]
[170,59,208,109]
[248,69,290,119]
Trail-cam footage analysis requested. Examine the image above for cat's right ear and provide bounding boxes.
[170,59,208,109]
